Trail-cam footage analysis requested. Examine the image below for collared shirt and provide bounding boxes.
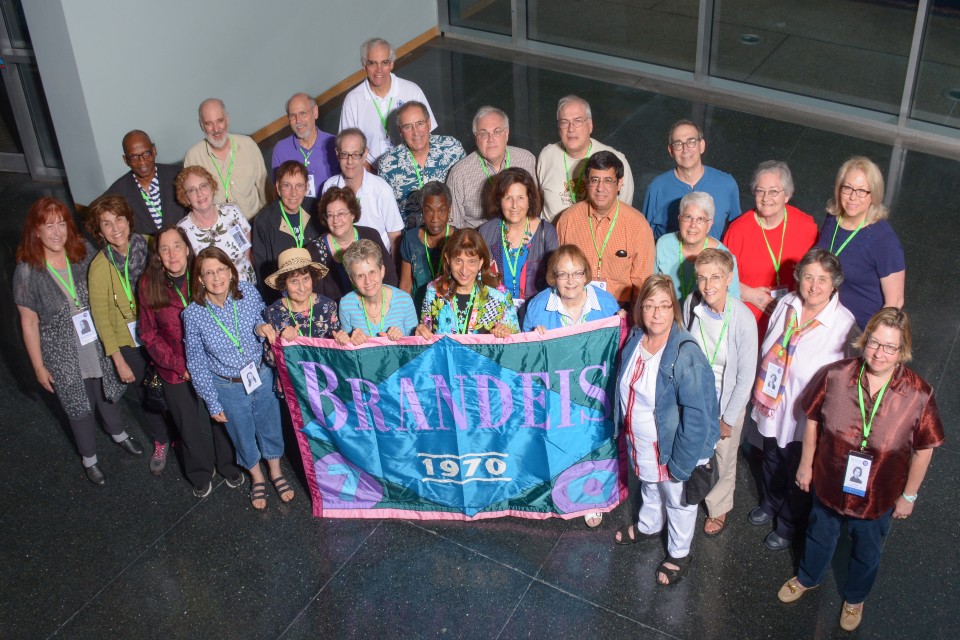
[642,165,741,241]
[178,204,256,283]
[184,134,268,220]
[251,197,321,291]
[322,171,404,250]
[135,171,163,229]
[802,358,945,519]
[271,131,339,198]
[339,73,437,164]
[536,138,635,222]
[377,135,466,230]
[554,200,654,307]
[446,147,538,228]
[521,283,622,332]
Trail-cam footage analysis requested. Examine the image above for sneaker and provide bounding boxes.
[192,482,213,498]
[149,441,169,476]
[225,473,245,489]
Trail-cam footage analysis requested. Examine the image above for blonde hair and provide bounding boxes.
[854,307,912,363]
[825,156,888,224]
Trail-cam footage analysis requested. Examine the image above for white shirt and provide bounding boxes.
[753,292,857,447]
[321,171,404,252]
[339,74,436,165]
[536,138,635,222]
[693,302,729,400]
[619,344,667,482]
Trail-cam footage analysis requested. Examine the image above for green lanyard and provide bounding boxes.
[500,218,529,298]
[779,312,817,351]
[138,187,162,222]
[559,299,589,327]
[45,258,80,309]
[372,96,394,135]
[829,217,865,256]
[279,203,306,248]
[360,289,386,335]
[698,308,729,366]
[297,141,314,167]
[588,201,620,279]
[106,246,136,312]
[423,225,449,279]
[479,148,511,186]
[857,361,892,450]
[211,137,235,201]
[168,272,190,307]
[285,295,315,337]
[678,235,708,299]
[329,228,359,260]
[562,142,591,203]
[454,285,478,334]
[406,148,424,189]
[757,209,788,286]
[205,298,243,355]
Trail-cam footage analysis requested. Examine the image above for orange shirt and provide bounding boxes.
[555,200,654,307]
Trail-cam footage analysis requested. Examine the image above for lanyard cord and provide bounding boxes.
[210,137,235,200]
[279,203,306,248]
[360,289,387,335]
[501,218,530,299]
[423,225,449,279]
[698,308,729,366]
[757,208,788,286]
[205,298,243,354]
[46,258,80,309]
[829,216,865,256]
[562,142,591,203]
[857,360,892,450]
[106,246,135,312]
[285,295,315,337]
[168,272,190,307]
[588,201,620,278]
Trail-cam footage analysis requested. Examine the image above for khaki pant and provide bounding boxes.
[704,410,746,517]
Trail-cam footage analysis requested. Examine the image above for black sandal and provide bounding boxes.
[614,524,660,545]
[250,482,268,510]
[656,554,693,585]
[272,475,295,503]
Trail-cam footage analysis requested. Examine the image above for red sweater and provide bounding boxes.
[137,276,190,385]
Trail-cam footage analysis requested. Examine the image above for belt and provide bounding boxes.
[213,361,263,384]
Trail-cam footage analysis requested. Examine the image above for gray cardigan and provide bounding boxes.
[682,291,758,425]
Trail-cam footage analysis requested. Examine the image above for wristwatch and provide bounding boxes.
[902,492,918,503]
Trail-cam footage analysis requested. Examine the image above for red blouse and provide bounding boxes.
[137,277,189,385]
[802,358,944,519]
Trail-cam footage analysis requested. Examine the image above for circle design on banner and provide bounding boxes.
[551,459,619,514]
[314,453,383,508]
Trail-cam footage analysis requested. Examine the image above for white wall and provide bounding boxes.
[23,0,438,204]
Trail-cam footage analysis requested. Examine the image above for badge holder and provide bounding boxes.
[73,310,98,346]
[240,362,262,395]
[127,320,140,347]
[761,363,784,398]
[770,287,789,300]
[231,224,252,252]
[842,451,872,497]
[306,174,316,198]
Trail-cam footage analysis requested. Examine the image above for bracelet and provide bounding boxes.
[902,492,917,503]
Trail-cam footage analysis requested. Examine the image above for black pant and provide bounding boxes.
[119,345,169,444]
[68,377,126,458]
[162,377,240,488]
[760,436,812,540]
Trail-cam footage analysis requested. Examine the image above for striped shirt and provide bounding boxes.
[338,285,419,336]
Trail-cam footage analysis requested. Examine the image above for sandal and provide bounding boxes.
[704,514,727,537]
[584,512,604,528]
[614,524,660,545]
[272,475,295,503]
[250,482,268,510]
[656,554,693,585]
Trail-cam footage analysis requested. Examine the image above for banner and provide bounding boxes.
[275,316,626,520]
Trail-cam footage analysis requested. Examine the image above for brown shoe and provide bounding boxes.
[840,602,863,631]
[777,577,818,603]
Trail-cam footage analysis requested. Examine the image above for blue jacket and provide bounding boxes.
[616,323,720,481]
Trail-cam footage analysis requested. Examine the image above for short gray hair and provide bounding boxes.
[679,191,715,221]
[343,238,384,273]
[556,95,592,121]
[794,248,844,297]
[336,127,367,151]
[198,97,227,121]
[472,106,509,135]
[361,38,395,64]
[751,160,795,199]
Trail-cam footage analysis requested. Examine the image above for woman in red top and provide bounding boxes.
[777,308,944,632]
[138,225,242,497]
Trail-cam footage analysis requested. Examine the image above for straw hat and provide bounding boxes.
[264,247,328,290]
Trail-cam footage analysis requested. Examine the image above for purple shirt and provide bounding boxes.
[271,132,339,199]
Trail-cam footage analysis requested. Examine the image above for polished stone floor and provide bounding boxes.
[3,37,959,639]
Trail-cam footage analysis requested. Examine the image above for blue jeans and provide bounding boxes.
[796,493,893,604]
[212,365,284,470]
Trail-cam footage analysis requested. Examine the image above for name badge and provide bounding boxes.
[842,451,872,497]
[512,297,525,310]
[306,174,316,198]
[770,287,789,300]
[560,184,574,207]
[593,280,607,291]
[240,362,262,395]
[761,363,784,398]
[73,310,98,346]
[231,224,252,252]
[126,320,140,347]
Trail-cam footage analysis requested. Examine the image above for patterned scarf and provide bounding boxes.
[752,307,820,417]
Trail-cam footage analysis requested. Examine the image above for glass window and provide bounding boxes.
[910,1,960,129]
[449,0,512,36]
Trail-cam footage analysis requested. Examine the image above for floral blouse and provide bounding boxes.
[178,204,256,283]
[261,293,340,397]
[419,281,519,335]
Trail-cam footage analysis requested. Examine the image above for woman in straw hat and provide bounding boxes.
[262,247,341,343]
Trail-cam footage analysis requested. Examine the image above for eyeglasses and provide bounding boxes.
[557,117,589,130]
[201,266,230,279]
[865,337,901,355]
[185,183,212,197]
[326,211,352,221]
[840,185,871,199]
[695,274,726,286]
[588,176,618,187]
[554,270,586,281]
[475,127,507,141]
[337,151,364,161]
[669,137,701,151]
[125,149,155,162]
[679,214,711,226]
[364,58,392,68]
[279,182,306,193]
[288,109,313,122]
[399,119,429,133]
[754,188,784,198]
[641,303,673,314]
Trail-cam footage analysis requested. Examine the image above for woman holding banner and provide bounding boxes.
[614,274,719,586]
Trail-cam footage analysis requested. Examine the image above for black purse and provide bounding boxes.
[684,455,719,504]
[142,363,167,412]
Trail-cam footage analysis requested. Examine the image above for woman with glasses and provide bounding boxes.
[814,157,905,330]
[722,161,819,337]
[175,165,256,283]
[778,309,943,632]
[614,275,719,587]
[478,168,558,317]
[655,191,741,303]
[681,249,758,536]
[750,249,858,551]
[307,186,397,303]
[399,181,456,311]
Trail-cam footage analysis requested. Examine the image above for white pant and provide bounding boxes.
[636,478,698,558]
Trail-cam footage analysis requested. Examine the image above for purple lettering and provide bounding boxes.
[579,363,610,423]
[432,375,466,430]
[347,377,387,432]
[554,368,574,428]
[520,372,550,429]
[301,362,348,431]
[476,374,512,429]
[399,377,431,431]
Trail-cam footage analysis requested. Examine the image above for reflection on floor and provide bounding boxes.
[2,37,958,639]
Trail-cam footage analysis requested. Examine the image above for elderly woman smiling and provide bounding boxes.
[655,191,740,303]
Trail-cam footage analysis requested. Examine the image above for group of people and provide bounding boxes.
[14,36,943,634]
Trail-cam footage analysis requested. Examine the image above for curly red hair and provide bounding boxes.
[16,197,87,270]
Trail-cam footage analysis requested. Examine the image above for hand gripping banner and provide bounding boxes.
[274,316,627,520]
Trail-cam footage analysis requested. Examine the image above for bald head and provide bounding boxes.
[198,98,230,149]
[122,129,152,152]
[121,129,157,179]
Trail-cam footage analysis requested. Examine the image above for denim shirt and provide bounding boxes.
[616,323,720,481]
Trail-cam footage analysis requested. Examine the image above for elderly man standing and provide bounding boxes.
[271,92,338,199]
[377,101,465,230]
[340,37,436,167]
[537,95,634,223]
[445,106,537,229]
[184,98,268,221]
[642,119,741,241]
[104,130,188,238]
[322,128,403,255]
[556,151,653,309]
